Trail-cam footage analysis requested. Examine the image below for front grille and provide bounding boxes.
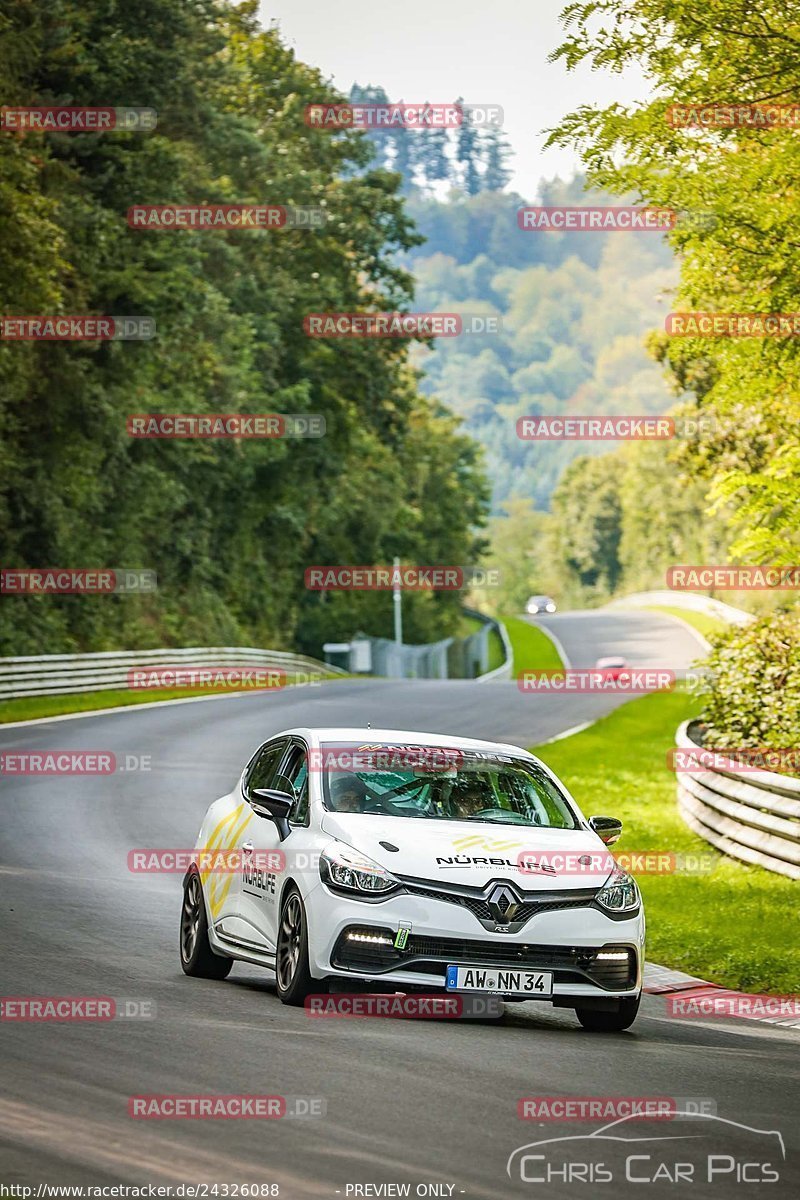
[333,927,636,990]
[401,879,595,930]
[406,935,584,967]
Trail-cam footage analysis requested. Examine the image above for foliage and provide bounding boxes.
[348,84,515,195]
[0,0,488,655]
[468,497,558,614]
[536,688,799,993]
[406,179,679,512]
[697,611,800,751]
[548,0,800,565]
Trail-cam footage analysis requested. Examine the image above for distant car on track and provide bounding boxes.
[594,656,628,679]
[525,595,557,614]
[180,727,644,1031]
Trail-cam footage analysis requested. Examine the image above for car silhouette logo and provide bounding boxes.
[506,1111,786,1179]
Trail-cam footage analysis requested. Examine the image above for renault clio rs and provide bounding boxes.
[180,727,644,1031]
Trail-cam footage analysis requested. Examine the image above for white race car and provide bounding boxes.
[181,727,644,1031]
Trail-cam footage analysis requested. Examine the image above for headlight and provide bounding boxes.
[596,869,639,912]
[319,844,399,895]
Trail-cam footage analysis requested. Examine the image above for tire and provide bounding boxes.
[180,869,233,979]
[275,887,322,1006]
[575,994,640,1032]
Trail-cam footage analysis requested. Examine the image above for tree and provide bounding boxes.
[481,126,513,191]
[454,97,481,196]
[550,455,623,598]
[548,0,800,565]
[0,0,488,655]
[417,105,451,190]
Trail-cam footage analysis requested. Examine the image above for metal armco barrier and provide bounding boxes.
[675,720,800,881]
[0,646,346,700]
[363,611,512,681]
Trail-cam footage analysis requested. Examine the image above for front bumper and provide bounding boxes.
[304,881,644,1001]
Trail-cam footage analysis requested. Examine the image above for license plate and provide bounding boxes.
[445,965,552,997]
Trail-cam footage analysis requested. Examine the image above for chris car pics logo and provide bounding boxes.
[507,1112,784,1186]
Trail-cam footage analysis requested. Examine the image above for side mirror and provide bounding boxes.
[251,788,294,840]
[589,815,623,847]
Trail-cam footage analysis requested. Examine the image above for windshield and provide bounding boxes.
[319,743,578,829]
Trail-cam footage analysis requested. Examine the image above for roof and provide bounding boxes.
[276,726,533,757]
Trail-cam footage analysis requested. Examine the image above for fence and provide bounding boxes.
[674,719,800,881]
[0,646,345,700]
[362,610,512,681]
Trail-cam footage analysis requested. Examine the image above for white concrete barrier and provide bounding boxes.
[674,720,800,881]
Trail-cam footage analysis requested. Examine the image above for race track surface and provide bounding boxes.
[1,611,797,1197]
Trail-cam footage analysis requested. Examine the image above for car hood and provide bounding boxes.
[319,813,616,890]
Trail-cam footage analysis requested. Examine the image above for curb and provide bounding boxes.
[644,962,800,1030]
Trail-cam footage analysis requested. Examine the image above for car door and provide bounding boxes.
[222,737,289,951]
[237,738,310,953]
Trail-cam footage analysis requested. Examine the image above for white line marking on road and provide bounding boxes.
[538,720,596,745]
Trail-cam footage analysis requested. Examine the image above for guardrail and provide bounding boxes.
[0,646,346,700]
[351,611,512,681]
[674,719,800,881]
[608,591,753,626]
[474,612,513,682]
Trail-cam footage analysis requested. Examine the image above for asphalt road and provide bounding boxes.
[1,610,797,1199]
[528,607,707,671]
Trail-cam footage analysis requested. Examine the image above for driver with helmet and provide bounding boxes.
[329,773,370,813]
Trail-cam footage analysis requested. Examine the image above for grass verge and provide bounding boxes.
[532,689,798,994]
[0,674,338,724]
[503,614,563,672]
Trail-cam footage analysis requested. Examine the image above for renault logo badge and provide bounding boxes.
[486,883,520,924]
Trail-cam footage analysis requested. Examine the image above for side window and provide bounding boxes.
[277,744,310,826]
[244,740,287,802]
